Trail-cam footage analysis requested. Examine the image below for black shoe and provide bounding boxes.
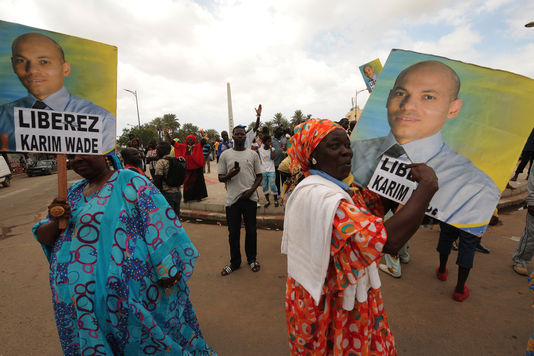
[476,243,490,254]
[452,240,458,251]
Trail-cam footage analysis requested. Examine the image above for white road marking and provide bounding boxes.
[0,188,30,200]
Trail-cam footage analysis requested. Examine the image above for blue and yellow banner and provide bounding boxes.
[351,49,534,235]
[359,58,383,93]
[0,20,117,154]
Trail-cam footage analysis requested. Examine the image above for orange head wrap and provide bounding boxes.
[287,119,344,175]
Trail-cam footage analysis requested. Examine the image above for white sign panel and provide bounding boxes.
[14,107,103,154]
[368,155,441,219]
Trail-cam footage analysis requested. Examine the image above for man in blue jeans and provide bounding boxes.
[218,125,263,276]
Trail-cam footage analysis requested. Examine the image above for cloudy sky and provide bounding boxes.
[1,0,533,136]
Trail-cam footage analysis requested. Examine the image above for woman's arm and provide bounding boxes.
[383,163,438,254]
[34,198,71,246]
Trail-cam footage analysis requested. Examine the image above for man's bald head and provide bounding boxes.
[386,60,463,145]
[10,32,70,100]
[12,33,65,62]
[395,60,461,100]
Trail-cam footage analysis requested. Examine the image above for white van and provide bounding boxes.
[0,156,12,187]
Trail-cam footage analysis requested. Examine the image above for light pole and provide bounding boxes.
[124,89,141,131]
[353,88,367,121]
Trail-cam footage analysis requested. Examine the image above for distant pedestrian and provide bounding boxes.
[216,131,233,162]
[128,137,145,172]
[218,125,263,276]
[512,128,534,181]
[145,140,158,179]
[121,147,145,176]
[165,130,207,202]
[258,135,279,207]
[272,127,287,194]
[245,104,262,149]
[201,138,211,173]
[153,142,183,217]
[512,165,534,276]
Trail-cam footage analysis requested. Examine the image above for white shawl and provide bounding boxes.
[281,174,381,310]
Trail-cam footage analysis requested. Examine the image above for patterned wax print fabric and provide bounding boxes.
[285,186,395,355]
[32,169,216,355]
[528,271,534,355]
[287,119,344,175]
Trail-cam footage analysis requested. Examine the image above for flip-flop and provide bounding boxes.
[249,261,260,272]
[221,265,239,276]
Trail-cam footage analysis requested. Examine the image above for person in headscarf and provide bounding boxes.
[33,154,215,355]
[281,119,438,355]
[165,130,208,202]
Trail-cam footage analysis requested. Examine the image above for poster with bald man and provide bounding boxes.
[351,49,534,235]
[359,58,382,93]
[0,20,117,154]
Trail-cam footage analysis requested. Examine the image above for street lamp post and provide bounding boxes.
[353,88,368,120]
[124,89,141,131]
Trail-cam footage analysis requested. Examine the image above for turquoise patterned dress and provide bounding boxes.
[33,169,216,355]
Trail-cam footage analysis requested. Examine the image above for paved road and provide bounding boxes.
[0,172,532,355]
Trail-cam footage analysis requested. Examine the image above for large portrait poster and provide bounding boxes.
[0,20,117,154]
[351,49,534,235]
[359,58,383,93]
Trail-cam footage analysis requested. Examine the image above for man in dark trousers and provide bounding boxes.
[218,125,263,276]
[512,128,534,181]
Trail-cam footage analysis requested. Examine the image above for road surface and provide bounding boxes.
[0,172,532,355]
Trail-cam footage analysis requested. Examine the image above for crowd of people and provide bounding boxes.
[28,105,533,354]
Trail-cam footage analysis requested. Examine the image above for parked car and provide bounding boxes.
[0,156,12,187]
[27,160,56,177]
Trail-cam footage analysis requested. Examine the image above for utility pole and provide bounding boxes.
[124,89,141,131]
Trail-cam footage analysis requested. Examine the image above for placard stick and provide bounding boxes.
[56,154,68,229]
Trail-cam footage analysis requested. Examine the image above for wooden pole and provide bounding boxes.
[56,154,68,229]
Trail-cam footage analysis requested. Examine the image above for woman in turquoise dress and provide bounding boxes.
[34,154,215,355]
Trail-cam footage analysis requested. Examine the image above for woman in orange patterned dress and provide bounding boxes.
[282,119,438,355]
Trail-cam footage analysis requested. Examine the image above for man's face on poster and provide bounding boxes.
[363,65,375,79]
[11,34,70,100]
[386,61,462,145]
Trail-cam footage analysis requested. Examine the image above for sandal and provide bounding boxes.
[221,265,239,276]
[249,261,260,272]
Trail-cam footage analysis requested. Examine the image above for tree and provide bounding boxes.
[117,124,158,148]
[204,129,220,142]
[151,117,163,140]
[261,121,274,135]
[272,112,289,131]
[174,123,200,143]
[290,110,305,128]
[162,113,180,134]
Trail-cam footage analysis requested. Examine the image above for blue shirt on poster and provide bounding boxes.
[0,86,116,153]
[351,131,500,235]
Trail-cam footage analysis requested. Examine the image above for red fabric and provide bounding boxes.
[124,164,146,176]
[173,139,204,170]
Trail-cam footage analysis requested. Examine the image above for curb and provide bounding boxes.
[182,191,527,228]
[180,209,284,229]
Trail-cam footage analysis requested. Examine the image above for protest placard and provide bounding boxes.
[351,49,534,235]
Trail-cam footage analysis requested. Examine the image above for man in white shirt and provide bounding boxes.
[218,125,263,276]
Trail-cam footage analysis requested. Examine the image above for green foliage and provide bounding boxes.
[117,124,158,147]
[204,129,220,142]
[174,123,200,143]
[271,112,289,131]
